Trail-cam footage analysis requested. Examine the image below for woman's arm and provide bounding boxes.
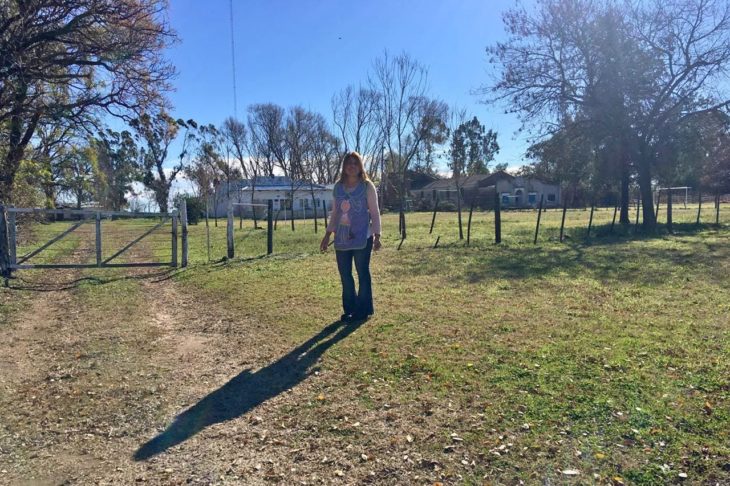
[321,187,339,251]
[366,181,382,250]
[325,191,339,234]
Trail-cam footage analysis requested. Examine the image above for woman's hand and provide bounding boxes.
[320,233,332,252]
[373,235,382,251]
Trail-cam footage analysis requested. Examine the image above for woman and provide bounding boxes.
[320,152,382,322]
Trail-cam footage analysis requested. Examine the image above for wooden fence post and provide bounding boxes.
[322,199,328,230]
[534,194,544,244]
[586,202,595,238]
[400,209,407,240]
[429,197,439,234]
[494,192,501,244]
[696,190,702,225]
[655,190,661,222]
[267,200,273,255]
[95,212,102,267]
[227,199,234,259]
[716,193,721,226]
[559,199,568,242]
[8,208,16,266]
[171,210,178,267]
[466,200,475,246]
[181,200,188,267]
[610,204,618,234]
[634,194,641,231]
[0,205,10,278]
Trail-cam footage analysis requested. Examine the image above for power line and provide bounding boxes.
[229,0,238,118]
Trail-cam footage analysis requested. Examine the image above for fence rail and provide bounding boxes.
[0,202,189,277]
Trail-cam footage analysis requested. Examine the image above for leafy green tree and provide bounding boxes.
[450,117,499,177]
[58,145,97,209]
[0,0,176,203]
[487,0,730,229]
[93,130,139,211]
[131,113,196,213]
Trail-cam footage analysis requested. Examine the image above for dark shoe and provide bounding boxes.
[350,313,370,322]
[340,313,353,322]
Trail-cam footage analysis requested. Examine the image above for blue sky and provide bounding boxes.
[163,0,534,174]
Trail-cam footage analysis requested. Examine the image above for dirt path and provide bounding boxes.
[0,232,442,485]
[0,263,356,485]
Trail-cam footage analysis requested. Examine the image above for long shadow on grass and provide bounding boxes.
[133,318,364,460]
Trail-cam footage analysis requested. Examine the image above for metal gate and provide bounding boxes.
[0,206,188,273]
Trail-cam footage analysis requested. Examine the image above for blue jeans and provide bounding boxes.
[335,236,373,317]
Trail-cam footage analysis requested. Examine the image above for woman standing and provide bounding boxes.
[320,152,382,322]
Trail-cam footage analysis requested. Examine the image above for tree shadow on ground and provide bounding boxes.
[133,318,365,461]
[392,225,729,286]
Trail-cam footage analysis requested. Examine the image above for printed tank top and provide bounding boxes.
[333,181,369,250]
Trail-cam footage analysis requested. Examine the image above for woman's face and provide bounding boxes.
[344,158,360,178]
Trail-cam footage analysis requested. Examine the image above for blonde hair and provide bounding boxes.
[338,151,370,183]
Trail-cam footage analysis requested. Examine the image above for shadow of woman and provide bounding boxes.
[134,318,365,460]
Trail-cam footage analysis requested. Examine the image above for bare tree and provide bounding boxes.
[247,103,286,178]
[331,85,383,178]
[370,51,448,238]
[302,112,340,232]
[282,106,317,231]
[222,116,263,228]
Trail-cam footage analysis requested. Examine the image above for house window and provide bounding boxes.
[432,189,437,199]
[501,193,511,205]
[547,193,556,202]
[528,193,537,204]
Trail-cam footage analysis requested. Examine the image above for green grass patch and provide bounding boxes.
[173,210,730,483]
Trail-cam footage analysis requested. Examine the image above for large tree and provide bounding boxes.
[0,0,177,203]
[487,0,730,229]
[93,129,139,210]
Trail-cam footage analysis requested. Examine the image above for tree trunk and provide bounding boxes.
[310,185,318,233]
[619,161,630,224]
[156,189,169,214]
[251,184,259,229]
[636,150,655,230]
[0,82,41,204]
[666,188,673,233]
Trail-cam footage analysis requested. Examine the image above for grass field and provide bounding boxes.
[1,208,728,484]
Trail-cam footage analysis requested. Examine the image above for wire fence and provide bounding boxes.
[4,195,728,272]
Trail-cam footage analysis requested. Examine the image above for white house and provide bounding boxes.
[210,176,335,219]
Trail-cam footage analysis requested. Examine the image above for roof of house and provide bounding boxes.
[420,173,496,191]
[240,176,329,192]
